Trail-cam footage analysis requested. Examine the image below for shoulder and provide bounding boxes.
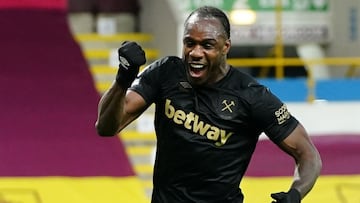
[226,67,274,102]
[148,56,182,70]
[227,67,266,91]
[134,56,185,88]
[230,67,258,86]
[156,55,183,65]
[139,56,183,76]
[130,56,183,103]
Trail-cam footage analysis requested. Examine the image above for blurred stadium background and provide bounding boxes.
[0,0,359,202]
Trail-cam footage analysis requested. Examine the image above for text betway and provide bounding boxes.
[165,99,233,146]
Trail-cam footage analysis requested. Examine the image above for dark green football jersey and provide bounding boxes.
[130,56,298,203]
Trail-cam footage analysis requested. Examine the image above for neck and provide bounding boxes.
[213,62,230,83]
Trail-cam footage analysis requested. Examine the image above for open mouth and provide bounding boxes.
[189,63,206,77]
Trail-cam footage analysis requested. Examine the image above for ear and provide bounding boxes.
[222,39,231,55]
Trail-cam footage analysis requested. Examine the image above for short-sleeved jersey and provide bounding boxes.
[130,56,298,203]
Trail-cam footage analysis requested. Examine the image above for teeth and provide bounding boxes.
[190,64,204,69]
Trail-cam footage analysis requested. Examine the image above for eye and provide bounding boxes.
[184,40,195,48]
[202,42,215,49]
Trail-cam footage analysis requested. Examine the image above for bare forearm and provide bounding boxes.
[95,82,126,136]
[277,124,322,200]
[95,41,146,136]
[291,151,322,198]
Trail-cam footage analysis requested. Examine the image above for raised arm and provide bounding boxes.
[95,41,147,136]
[96,83,147,136]
[271,123,322,203]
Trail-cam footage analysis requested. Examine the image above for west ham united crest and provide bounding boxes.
[217,95,238,120]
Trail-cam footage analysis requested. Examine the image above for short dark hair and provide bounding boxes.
[185,6,231,39]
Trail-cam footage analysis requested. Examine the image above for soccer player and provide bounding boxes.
[96,6,322,203]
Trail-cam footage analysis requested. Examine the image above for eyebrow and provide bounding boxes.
[183,36,218,42]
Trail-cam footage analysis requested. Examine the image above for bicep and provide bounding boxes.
[119,90,148,130]
[277,123,318,162]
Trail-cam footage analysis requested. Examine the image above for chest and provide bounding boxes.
[158,80,251,130]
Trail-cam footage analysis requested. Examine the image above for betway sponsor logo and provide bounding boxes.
[165,99,233,146]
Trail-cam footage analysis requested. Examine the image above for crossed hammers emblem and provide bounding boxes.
[221,100,235,113]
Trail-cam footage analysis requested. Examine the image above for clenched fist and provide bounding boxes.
[116,41,146,88]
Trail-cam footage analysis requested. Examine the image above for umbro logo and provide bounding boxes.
[179,81,192,89]
[179,81,192,92]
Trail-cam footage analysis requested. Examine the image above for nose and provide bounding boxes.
[189,45,204,58]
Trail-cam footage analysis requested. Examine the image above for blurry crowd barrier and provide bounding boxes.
[228,57,360,102]
[67,0,140,34]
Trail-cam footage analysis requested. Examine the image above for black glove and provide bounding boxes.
[271,188,301,203]
[116,41,146,88]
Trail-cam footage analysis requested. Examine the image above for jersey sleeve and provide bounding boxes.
[248,83,299,144]
[129,56,182,105]
[129,59,162,105]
